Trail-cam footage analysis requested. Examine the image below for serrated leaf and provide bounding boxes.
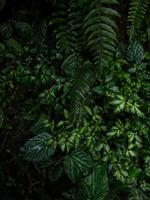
[64,151,93,183]
[83,165,109,200]
[23,132,57,162]
[127,39,144,64]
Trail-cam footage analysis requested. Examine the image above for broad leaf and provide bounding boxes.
[83,165,109,200]
[127,39,144,64]
[23,132,57,162]
[64,151,93,183]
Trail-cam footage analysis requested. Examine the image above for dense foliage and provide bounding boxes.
[0,0,150,199]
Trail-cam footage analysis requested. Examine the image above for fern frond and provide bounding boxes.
[62,53,79,76]
[32,18,47,46]
[62,55,93,120]
[52,0,78,56]
[83,1,119,77]
[127,0,149,38]
[71,60,94,119]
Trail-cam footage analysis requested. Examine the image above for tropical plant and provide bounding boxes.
[0,0,150,199]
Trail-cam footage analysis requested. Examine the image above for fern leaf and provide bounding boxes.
[62,55,93,120]
[127,0,149,37]
[52,0,78,56]
[71,60,94,119]
[32,18,47,46]
[61,53,79,76]
[83,2,119,77]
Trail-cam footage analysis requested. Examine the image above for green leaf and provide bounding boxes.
[22,132,57,162]
[32,18,47,46]
[71,60,94,120]
[93,86,105,95]
[128,167,141,179]
[84,106,92,115]
[83,165,109,200]
[111,95,126,112]
[15,21,32,38]
[128,188,147,200]
[6,38,24,54]
[127,39,144,64]
[83,4,119,77]
[127,0,149,37]
[64,151,93,183]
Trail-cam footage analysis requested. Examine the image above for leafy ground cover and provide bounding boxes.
[0,0,150,199]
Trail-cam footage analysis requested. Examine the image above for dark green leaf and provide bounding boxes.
[64,151,93,183]
[83,165,109,200]
[127,39,144,64]
[6,38,24,54]
[23,132,57,162]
